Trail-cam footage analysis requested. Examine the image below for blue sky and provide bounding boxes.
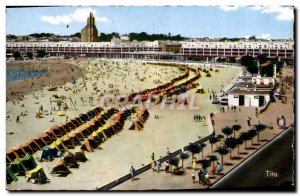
[6,6,294,39]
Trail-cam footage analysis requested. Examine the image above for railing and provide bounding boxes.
[97,127,215,190]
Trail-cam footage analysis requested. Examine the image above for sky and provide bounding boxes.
[6,6,294,39]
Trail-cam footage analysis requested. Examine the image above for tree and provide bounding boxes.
[239,131,251,149]
[235,137,244,155]
[241,55,257,75]
[198,159,211,172]
[260,57,283,77]
[7,34,17,39]
[254,123,267,142]
[224,137,237,159]
[179,152,190,169]
[248,129,258,145]
[209,136,219,152]
[13,51,21,60]
[232,124,242,138]
[186,144,202,161]
[37,50,47,58]
[216,134,224,146]
[71,32,81,38]
[169,156,180,174]
[222,126,233,138]
[208,155,218,165]
[216,146,229,166]
[29,33,54,38]
[249,35,256,40]
[199,143,207,158]
[257,54,268,65]
[26,52,33,59]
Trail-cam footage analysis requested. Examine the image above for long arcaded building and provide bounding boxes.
[6,40,294,64]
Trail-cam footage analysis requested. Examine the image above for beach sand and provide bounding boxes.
[6,59,241,190]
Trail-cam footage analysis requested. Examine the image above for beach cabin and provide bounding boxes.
[228,79,276,107]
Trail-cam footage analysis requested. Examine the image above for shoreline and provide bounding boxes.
[6,59,86,102]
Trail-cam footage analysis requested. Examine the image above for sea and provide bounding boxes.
[6,69,47,83]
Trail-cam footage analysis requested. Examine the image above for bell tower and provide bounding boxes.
[81,12,100,42]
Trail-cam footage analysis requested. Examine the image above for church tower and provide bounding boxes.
[81,12,100,42]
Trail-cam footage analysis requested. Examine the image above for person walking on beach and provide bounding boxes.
[157,159,161,173]
[151,161,156,171]
[130,166,136,181]
[282,115,286,128]
[192,157,197,171]
[151,152,155,161]
[247,117,251,126]
[255,107,259,117]
[198,170,205,185]
[192,171,196,183]
[165,161,170,173]
[16,115,20,123]
[216,162,223,174]
[39,105,43,112]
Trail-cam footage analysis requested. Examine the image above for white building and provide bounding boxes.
[228,79,276,107]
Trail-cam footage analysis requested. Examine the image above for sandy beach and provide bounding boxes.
[6,58,241,190]
[6,59,86,101]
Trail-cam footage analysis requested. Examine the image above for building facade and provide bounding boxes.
[228,79,276,107]
[81,12,99,42]
[6,40,294,64]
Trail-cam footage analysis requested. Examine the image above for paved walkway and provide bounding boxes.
[113,67,294,190]
[211,126,294,189]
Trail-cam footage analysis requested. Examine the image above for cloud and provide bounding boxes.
[260,33,271,40]
[41,15,72,25]
[250,6,294,21]
[243,35,251,39]
[97,16,111,23]
[70,7,97,23]
[40,7,111,25]
[218,6,239,12]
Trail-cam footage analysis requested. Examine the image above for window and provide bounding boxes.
[254,96,259,99]
[234,95,238,98]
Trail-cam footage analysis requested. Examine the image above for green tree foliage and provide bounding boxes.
[241,55,257,75]
[179,152,190,169]
[209,136,220,152]
[232,124,242,138]
[239,131,251,149]
[219,37,241,42]
[186,144,202,161]
[7,34,17,39]
[37,50,47,58]
[99,32,120,41]
[247,129,258,145]
[207,155,218,165]
[128,32,184,41]
[222,126,233,138]
[249,36,257,40]
[29,33,55,38]
[216,146,229,166]
[260,57,283,77]
[254,123,267,142]
[235,137,244,155]
[224,137,237,159]
[70,32,81,38]
[26,52,33,59]
[198,159,212,170]
[13,51,21,60]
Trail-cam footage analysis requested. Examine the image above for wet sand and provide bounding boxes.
[6,59,86,101]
